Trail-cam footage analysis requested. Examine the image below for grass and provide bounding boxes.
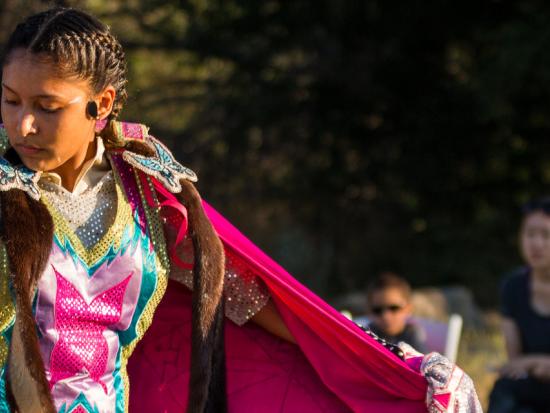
[455,311,506,410]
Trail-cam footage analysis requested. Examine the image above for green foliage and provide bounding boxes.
[3,0,550,305]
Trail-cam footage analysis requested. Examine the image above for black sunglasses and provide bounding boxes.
[370,304,403,316]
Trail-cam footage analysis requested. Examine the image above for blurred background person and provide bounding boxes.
[488,197,550,413]
[365,272,428,353]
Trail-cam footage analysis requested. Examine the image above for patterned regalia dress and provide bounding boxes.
[0,122,481,413]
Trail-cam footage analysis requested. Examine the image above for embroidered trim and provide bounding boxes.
[122,136,197,193]
[398,343,483,413]
[0,158,41,200]
[41,168,133,270]
[118,168,170,411]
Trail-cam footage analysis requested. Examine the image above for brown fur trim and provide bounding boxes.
[103,137,156,158]
[5,374,18,412]
[176,180,226,413]
[123,139,155,157]
[99,119,155,157]
[121,138,227,411]
[1,188,56,412]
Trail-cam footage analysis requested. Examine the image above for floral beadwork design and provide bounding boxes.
[0,157,41,200]
[122,136,197,193]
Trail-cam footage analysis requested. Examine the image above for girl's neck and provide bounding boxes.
[52,138,97,192]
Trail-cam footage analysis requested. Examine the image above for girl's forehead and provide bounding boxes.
[2,50,90,98]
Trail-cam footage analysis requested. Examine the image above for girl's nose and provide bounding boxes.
[18,113,38,137]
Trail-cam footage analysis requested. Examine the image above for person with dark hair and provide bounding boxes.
[366,272,427,353]
[488,197,550,413]
[0,6,480,413]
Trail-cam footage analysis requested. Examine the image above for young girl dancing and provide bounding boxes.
[0,7,480,413]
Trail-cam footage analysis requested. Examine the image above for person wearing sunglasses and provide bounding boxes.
[366,272,427,353]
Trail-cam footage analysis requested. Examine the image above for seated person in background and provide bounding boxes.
[488,197,550,413]
[366,272,427,353]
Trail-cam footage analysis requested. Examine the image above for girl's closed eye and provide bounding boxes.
[39,105,61,114]
[2,98,18,105]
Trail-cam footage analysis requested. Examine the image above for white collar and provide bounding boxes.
[39,137,110,195]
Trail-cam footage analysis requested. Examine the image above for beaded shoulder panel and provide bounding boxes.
[105,121,197,193]
[122,136,197,193]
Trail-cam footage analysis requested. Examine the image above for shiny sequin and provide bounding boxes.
[169,234,270,326]
[116,160,170,410]
[40,172,117,249]
[40,168,134,270]
[49,268,131,393]
[0,245,15,367]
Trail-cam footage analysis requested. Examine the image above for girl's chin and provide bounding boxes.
[18,158,49,172]
[16,154,56,172]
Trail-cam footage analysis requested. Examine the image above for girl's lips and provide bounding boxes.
[15,144,43,156]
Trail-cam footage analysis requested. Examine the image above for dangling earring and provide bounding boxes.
[86,101,100,119]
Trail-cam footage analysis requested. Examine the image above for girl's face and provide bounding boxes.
[520,211,550,271]
[1,49,97,175]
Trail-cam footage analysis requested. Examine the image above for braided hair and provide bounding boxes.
[2,7,128,147]
[2,8,228,413]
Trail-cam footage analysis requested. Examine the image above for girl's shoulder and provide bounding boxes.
[106,120,198,194]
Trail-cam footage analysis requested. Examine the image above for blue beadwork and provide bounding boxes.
[0,158,41,200]
[122,136,197,193]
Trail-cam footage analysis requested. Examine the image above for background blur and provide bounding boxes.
[3,0,550,407]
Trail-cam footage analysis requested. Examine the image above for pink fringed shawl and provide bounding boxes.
[111,121,428,412]
[127,200,428,412]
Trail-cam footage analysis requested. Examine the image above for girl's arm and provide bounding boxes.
[251,300,296,344]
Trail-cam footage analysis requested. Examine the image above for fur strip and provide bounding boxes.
[121,136,227,411]
[1,188,56,412]
[176,180,226,413]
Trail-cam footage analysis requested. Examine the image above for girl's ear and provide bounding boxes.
[95,85,116,120]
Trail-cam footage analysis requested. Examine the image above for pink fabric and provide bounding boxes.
[128,194,427,412]
[49,269,131,393]
[114,121,427,411]
[434,393,451,409]
[37,235,149,411]
[142,174,190,268]
[129,281,353,412]
[202,202,427,412]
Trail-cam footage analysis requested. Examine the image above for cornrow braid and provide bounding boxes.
[2,7,128,148]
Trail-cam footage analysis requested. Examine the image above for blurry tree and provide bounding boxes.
[2,0,550,306]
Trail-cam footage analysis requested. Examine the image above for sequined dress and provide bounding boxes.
[22,149,268,413]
